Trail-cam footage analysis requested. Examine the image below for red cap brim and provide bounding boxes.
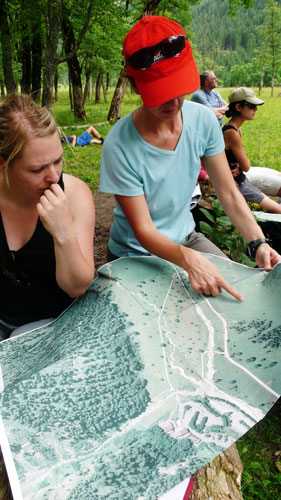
[136,56,200,108]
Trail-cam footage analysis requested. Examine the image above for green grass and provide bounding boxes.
[55,87,281,196]
[219,87,281,171]
[236,398,281,500]
[55,88,142,193]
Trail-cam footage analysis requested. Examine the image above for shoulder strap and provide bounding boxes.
[222,124,238,132]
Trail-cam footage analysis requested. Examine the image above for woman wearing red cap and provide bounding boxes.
[100,16,281,301]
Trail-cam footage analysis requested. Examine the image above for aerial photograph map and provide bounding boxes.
[0,255,280,499]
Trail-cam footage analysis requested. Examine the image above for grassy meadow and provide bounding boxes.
[55,86,281,196]
[55,87,281,500]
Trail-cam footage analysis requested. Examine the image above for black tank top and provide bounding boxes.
[222,124,246,185]
[0,174,73,326]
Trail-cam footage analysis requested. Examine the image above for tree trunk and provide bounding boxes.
[62,16,87,121]
[72,77,87,120]
[106,72,110,91]
[102,76,107,103]
[42,59,58,110]
[107,0,161,122]
[0,79,5,98]
[189,443,243,500]
[68,75,73,111]
[20,34,32,94]
[54,69,59,102]
[89,75,92,99]
[0,1,17,93]
[95,70,103,104]
[41,0,63,110]
[259,66,264,94]
[83,69,92,104]
[271,53,275,96]
[31,31,42,103]
[107,67,128,121]
[142,0,162,16]
[271,74,274,96]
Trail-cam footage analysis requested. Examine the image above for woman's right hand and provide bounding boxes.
[180,246,243,301]
[36,183,75,243]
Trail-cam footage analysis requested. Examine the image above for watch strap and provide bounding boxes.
[248,238,269,258]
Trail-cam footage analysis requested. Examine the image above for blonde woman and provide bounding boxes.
[0,94,95,340]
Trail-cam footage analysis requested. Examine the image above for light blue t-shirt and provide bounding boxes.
[100,100,224,257]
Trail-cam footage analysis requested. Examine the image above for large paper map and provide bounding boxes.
[0,255,280,499]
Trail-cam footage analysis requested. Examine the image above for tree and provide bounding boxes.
[191,0,266,86]
[61,14,87,120]
[41,0,63,109]
[41,0,95,112]
[228,0,255,16]
[0,0,17,93]
[31,30,43,103]
[258,0,281,96]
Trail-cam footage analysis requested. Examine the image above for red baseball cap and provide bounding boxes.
[123,16,200,108]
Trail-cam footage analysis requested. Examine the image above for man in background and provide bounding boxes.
[191,70,228,124]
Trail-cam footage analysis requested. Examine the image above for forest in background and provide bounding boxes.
[0,0,281,121]
[191,0,281,88]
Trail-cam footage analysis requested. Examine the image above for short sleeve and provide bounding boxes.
[99,118,145,197]
[200,108,225,157]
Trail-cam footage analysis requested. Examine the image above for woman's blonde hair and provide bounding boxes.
[0,94,58,181]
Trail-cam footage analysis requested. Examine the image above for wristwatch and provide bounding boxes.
[248,238,269,258]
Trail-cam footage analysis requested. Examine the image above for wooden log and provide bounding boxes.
[189,444,243,500]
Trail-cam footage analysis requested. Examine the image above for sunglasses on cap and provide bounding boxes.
[126,35,186,70]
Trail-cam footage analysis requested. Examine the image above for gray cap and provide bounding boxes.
[228,87,264,105]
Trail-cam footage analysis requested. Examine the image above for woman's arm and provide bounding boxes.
[116,194,243,301]
[203,151,281,270]
[37,174,95,297]
[223,128,250,172]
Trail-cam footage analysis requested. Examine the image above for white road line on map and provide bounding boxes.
[165,263,277,413]
[157,272,186,409]
[115,279,161,314]
[202,296,279,398]
[169,264,216,381]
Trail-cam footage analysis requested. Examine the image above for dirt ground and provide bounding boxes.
[93,191,116,273]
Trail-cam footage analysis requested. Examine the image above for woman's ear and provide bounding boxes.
[235,102,241,113]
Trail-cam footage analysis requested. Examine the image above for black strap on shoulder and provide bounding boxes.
[222,124,238,132]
